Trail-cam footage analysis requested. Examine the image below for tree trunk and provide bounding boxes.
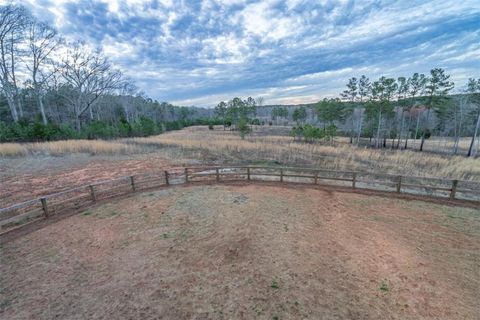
[37,94,48,125]
[404,113,411,149]
[419,108,431,151]
[467,111,480,157]
[5,92,19,122]
[375,111,382,148]
[453,137,459,155]
[356,110,363,146]
[397,110,405,149]
[413,113,420,149]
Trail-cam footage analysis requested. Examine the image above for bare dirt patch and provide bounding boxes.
[0,154,175,207]
[1,185,479,319]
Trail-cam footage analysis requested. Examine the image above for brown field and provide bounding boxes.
[1,184,479,319]
[1,126,479,207]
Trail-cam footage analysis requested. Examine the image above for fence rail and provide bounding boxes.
[1,165,479,234]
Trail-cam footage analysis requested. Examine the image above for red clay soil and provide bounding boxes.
[0,155,174,207]
[1,184,479,319]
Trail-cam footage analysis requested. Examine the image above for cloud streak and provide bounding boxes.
[20,0,480,106]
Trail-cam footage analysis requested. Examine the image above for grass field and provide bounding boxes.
[1,184,479,319]
[1,126,479,207]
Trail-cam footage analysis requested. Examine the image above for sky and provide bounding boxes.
[15,0,480,107]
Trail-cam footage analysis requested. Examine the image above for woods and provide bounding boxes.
[0,4,215,141]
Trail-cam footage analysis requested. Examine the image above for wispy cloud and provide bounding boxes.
[19,0,480,106]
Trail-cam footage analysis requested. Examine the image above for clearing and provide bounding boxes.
[1,184,479,319]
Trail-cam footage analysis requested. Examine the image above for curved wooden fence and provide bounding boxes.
[1,165,480,235]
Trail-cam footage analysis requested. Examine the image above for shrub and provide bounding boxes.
[237,117,251,139]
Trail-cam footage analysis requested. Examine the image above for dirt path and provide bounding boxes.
[1,185,479,319]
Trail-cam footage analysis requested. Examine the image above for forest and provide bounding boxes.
[0,4,217,141]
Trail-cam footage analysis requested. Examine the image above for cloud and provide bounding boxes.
[18,0,480,106]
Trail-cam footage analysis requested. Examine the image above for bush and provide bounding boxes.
[237,117,251,139]
[132,116,158,136]
[85,121,119,139]
[290,124,337,142]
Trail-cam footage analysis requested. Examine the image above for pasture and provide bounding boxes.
[1,184,479,319]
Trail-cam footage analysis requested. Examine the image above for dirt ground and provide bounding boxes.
[1,184,479,319]
[0,154,175,207]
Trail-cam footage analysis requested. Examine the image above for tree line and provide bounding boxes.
[338,69,479,156]
[0,4,215,142]
[264,69,479,157]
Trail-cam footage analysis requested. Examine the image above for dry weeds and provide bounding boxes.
[132,127,480,180]
[0,139,138,156]
[1,126,479,181]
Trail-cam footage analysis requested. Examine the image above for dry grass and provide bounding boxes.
[1,126,479,181]
[0,139,138,156]
[132,126,480,181]
[0,143,28,157]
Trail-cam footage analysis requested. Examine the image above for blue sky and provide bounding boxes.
[18,0,480,107]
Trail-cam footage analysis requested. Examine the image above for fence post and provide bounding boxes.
[352,172,356,189]
[396,176,402,193]
[216,168,220,182]
[40,197,49,218]
[130,176,136,192]
[164,171,169,185]
[450,179,458,199]
[89,185,96,202]
[280,169,284,182]
[185,168,189,183]
[247,167,251,181]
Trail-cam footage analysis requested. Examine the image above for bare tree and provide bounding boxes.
[58,42,123,130]
[118,79,138,123]
[451,94,468,154]
[406,73,426,149]
[355,75,370,145]
[0,4,28,122]
[26,19,58,124]
[256,96,264,106]
[396,76,409,148]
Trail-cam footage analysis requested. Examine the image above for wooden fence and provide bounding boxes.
[1,165,479,235]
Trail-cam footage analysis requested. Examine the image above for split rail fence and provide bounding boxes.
[1,166,479,234]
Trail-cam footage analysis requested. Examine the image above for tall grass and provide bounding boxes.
[132,126,480,180]
[0,143,28,157]
[0,139,137,156]
[1,126,479,181]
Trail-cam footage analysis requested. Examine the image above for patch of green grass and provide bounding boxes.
[379,280,390,292]
[270,279,279,289]
[82,210,92,216]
